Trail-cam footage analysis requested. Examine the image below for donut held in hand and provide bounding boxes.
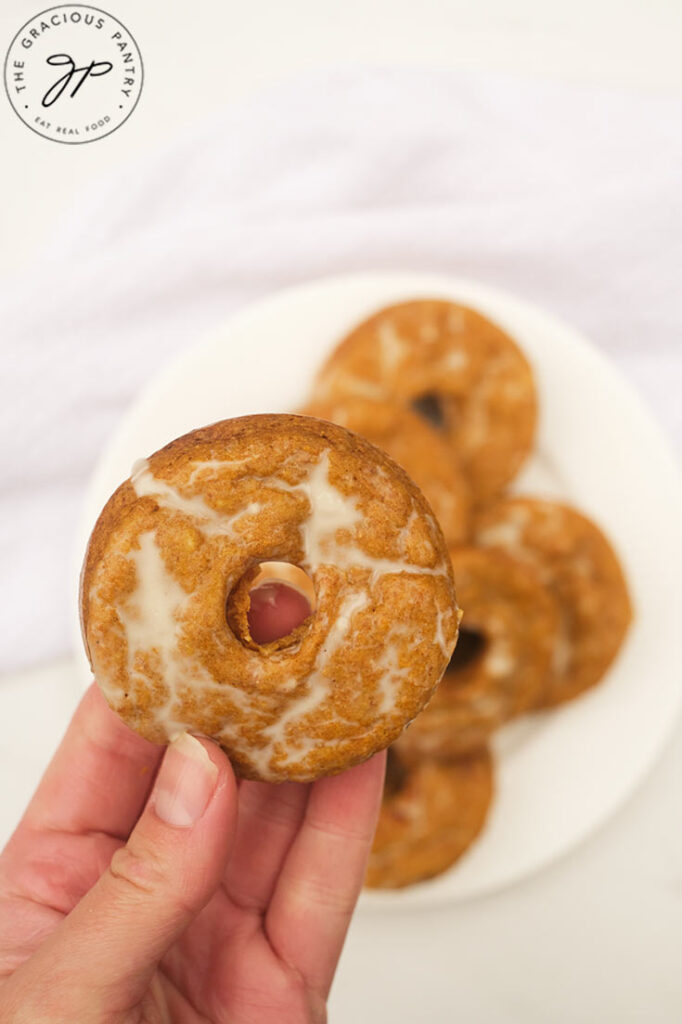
[80,414,459,782]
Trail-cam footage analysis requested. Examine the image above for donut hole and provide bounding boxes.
[384,748,409,798]
[227,562,316,648]
[411,391,446,430]
[448,625,487,674]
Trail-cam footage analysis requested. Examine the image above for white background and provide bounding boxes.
[1,1,681,1021]
[1,0,682,272]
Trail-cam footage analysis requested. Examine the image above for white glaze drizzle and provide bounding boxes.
[100,448,454,778]
[131,458,261,537]
[243,589,370,778]
[270,451,447,583]
[377,320,408,374]
[476,517,525,552]
[279,452,363,569]
[119,530,187,686]
[434,605,458,659]
[372,628,413,714]
[484,645,515,679]
[442,347,470,373]
[317,370,386,401]
[112,531,248,734]
[187,458,249,485]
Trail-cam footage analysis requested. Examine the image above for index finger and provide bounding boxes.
[15,583,310,842]
[13,683,162,842]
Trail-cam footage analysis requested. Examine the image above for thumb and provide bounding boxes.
[7,732,237,1019]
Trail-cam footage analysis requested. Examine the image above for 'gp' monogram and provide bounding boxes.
[41,53,113,106]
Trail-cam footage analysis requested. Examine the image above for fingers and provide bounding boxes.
[248,581,312,644]
[209,580,314,910]
[1,734,237,1019]
[265,750,386,999]
[11,582,309,846]
[14,683,162,841]
[223,780,309,912]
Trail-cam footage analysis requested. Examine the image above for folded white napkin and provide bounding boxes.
[1,68,680,674]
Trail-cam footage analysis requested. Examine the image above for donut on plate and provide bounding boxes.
[302,395,471,545]
[314,299,537,503]
[365,746,493,889]
[474,497,632,706]
[394,546,561,759]
[80,414,459,782]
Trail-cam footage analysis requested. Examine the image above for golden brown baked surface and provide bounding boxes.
[301,395,472,545]
[366,747,493,889]
[314,299,537,503]
[81,414,459,782]
[474,498,632,705]
[395,546,560,759]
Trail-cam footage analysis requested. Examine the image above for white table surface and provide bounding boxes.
[1,0,681,1019]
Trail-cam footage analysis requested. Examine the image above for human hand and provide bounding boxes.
[0,591,385,1023]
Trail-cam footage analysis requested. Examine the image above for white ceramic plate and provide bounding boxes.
[73,272,682,907]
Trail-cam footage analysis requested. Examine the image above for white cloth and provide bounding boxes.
[1,68,680,674]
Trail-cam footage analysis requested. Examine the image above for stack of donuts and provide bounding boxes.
[300,299,633,889]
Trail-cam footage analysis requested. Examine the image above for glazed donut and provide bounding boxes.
[365,746,493,889]
[80,414,459,782]
[314,299,537,503]
[394,546,560,759]
[301,395,471,545]
[474,498,632,706]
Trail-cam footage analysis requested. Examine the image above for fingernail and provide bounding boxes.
[153,733,218,828]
